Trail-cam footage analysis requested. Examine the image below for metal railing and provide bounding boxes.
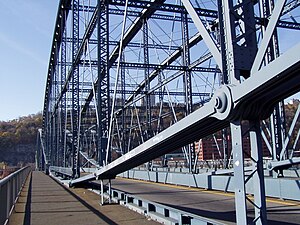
[0,166,31,225]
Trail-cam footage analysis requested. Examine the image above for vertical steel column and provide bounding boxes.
[271,104,285,161]
[100,179,104,205]
[143,19,152,140]
[53,113,57,166]
[249,121,268,224]
[259,0,279,62]
[108,179,112,204]
[143,20,152,169]
[48,71,54,168]
[120,53,127,154]
[217,0,228,85]
[46,115,51,174]
[56,112,60,166]
[36,132,41,170]
[41,130,46,171]
[45,114,49,173]
[41,124,45,171]
[218,0,257,83]
[230,121,247,224]
[44,68,52,174]
[50,115,54,166]
[54,41,60,166]
[181,9,192,115]
[218,0,258,222]
[259,0,286,177]
[218,0,238,84]
[271,102,286,177]
[72,0,80,178]
[97,0,110,166]
[157,71,163,133]
[60,9,67,168]
[181,7,194,172]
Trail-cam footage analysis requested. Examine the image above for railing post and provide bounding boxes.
[100,179,104,205]
[108,179,111,204]
[7,179,11,222]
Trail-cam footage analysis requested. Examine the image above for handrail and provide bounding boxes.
[0,166,31,225]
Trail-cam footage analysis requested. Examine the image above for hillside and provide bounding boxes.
[0,113,42,166]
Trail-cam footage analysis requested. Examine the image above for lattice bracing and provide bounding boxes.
[38,0,300,223]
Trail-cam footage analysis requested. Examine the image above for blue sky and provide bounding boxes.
[0,1,298,121]
[0,1,59,121]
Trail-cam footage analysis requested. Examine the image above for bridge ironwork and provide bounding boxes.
[37,0,300,223]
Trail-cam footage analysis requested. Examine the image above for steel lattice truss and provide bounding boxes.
[37,0,300,223]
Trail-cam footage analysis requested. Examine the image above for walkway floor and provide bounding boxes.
[110,178,300,225]
[8,171,159,225]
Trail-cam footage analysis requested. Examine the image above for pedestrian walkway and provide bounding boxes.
[8,171,159,225]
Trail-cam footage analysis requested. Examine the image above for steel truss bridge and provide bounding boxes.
[37,0,300,224]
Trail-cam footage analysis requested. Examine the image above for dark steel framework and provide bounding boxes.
[38,0,300,223]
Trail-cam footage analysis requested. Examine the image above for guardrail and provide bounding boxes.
[119,168,300,201]
[0,166,31,225]
[104,188,225,225]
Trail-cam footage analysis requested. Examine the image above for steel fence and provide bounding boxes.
[0,166,31,225]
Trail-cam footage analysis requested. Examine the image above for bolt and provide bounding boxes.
[215,97,222,109]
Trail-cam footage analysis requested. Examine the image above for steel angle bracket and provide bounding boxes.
[230,43,300,121]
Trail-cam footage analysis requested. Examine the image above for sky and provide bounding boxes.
[0,1,59,121]
[0,1,298,122]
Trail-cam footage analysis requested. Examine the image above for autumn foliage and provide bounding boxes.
[0,113,42,165]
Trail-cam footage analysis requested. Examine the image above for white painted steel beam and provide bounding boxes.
[267,157,300,171]
[230,121,247,225]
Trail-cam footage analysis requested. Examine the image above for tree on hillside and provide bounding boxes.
[0,112,42,165]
